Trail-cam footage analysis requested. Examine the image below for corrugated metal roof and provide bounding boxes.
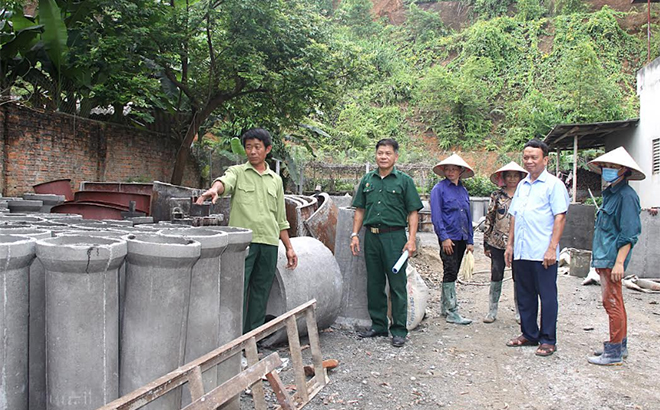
[543,119,639,150]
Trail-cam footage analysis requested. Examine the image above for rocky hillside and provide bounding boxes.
[372,0,654,33]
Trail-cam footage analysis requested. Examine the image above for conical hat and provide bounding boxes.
[587,146,645,181]
[489,161,528,185]
[432,153,475,178]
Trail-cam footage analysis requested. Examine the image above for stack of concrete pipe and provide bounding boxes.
[0,214,254,410]
[0,212,346,410]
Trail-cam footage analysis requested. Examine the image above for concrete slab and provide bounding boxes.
[333,207,371,329]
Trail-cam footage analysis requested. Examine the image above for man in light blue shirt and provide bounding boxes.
[504,139,570,357]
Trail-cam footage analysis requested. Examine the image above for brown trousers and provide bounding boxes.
[597,268,627,344]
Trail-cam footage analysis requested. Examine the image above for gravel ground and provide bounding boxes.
[251,231,660,410]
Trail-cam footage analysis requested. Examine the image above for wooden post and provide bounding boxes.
[572,135,578,203]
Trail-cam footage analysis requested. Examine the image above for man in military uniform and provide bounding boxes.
[350,139,423,347]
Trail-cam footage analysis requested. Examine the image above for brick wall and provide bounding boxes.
[0,104,200,196]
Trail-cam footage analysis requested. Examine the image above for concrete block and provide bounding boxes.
[36,235,127,410]
[470,197,489,222]
[0,236,37,410]
[8,199,43,213]
[569,249,591,278]
[120,234,200,410]
[333,207,371,329]
[561,204,596,251]
[21,194,65,213]
[626,211,660,279]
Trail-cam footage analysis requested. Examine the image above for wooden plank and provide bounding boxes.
[245,338,267,410]
[285,316,309,403]
[265,370,296,410]
[305,308,327,386]
[187,366,205,402]
[183,353,282,410]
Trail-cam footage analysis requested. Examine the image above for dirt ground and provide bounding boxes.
[256,231,660,410]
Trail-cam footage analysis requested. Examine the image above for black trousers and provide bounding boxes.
[488,247,516,282]
[439,239,467,283]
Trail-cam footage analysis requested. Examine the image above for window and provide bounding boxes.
[654,138,660,175]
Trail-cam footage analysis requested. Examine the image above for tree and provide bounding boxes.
[136,0,347,184]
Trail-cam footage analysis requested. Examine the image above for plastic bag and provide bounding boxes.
[386,264,429,330]
[405,264,429,330]
[459,251,474,281]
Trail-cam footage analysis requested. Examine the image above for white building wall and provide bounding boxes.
[606,57,660,208]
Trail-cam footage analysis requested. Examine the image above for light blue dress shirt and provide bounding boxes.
[509,169,570,261]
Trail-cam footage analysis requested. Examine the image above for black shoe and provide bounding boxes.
[392,336,406,347]
[358,329,388,338]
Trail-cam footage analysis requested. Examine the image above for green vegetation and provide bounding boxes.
[2,0,658,183]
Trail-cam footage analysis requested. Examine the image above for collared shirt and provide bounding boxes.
[592,180,641,270]
[216,162,289,246]
[509,169,570,261]
[483,189,513,250]
[352,168,423,227]
[430,178,473,244]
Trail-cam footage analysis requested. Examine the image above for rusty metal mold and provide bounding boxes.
[304,193,338,254]
[79,182,153,196]
[50,202,133,220]
[74,191,151,215]
[284,195,318,237]
[32,179,74,201]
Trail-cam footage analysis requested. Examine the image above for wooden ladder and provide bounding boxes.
[97,299,328,410]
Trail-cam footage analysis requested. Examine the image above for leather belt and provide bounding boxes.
[366,225,405,234]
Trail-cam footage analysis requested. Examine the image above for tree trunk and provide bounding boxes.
[170,111,206,186]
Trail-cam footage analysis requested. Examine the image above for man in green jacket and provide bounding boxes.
[196,128,297,334]
[350,138,423,347]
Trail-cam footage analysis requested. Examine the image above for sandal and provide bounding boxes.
[506,335,538,347]
[535,343,556,357]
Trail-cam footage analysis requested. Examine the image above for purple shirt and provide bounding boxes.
[430,178,473,244]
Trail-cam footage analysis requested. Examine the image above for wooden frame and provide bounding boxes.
[97,299,327,410]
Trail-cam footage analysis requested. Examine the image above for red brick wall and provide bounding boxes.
[1,104,201,196]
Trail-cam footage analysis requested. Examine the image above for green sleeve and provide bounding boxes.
[404,175,423,213]
[217,165,239,196]
[276,178,290,231]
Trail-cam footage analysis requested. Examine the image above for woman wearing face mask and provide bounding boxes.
[430,154,475,325]
[586,147,644,366]
[483,162,528,323]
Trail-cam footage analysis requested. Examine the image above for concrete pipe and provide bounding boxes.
[54,230,131,341]
[120,234,201,410]
[158,228,229,407]
[35,235,126,410]
[199,226,251,410]
[333,207,370,329]
[262,237,342,346]
[39,214,84,223]
[0,228,52,410]
[0,214,44,223]
[0,235,37,410]
[8,199,43,213]
[21,194,66,213]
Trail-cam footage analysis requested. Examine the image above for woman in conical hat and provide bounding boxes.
[430,153,474,325]
[482,162,527,324]
[586,146,644,366]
